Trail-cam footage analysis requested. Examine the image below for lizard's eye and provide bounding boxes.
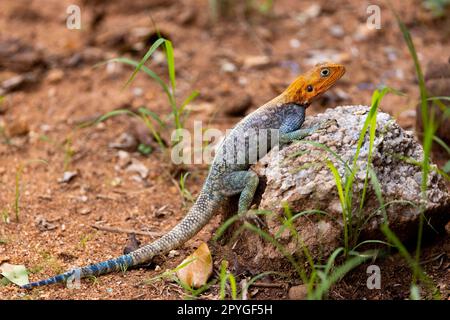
[306,85,313,92]
[320,68,330,77]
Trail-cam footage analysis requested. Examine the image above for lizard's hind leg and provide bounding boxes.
[221,171,258,214]
[220,171,265,227]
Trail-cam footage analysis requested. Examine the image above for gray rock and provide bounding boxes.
[231,105,450,270]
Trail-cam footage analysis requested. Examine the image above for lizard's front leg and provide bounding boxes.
[280,119,337,145]
[280,127,317,145]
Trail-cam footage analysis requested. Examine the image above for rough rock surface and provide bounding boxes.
[229,105,450,271]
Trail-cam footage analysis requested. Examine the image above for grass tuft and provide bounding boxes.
[94,37,199,153]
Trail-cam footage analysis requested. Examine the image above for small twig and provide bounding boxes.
[91,224,161,238]
[420,252,446,265]
[251,282,286,289]
[96,194,120,201]
[241,279,248,300]
[132,293,146,300]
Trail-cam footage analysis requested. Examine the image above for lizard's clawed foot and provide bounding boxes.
[312,118,337,133]
[238,210,267,229]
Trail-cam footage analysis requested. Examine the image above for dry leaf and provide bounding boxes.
[176,242,213,288]
[0,263,29,286]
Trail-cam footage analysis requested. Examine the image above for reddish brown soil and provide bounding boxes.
[0,0,449,300]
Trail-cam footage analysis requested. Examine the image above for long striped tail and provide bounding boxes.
[21,255,134,289]
[22,189,222,289]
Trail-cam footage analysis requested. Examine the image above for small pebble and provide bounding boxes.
[329,25,344,38]
[58,171,78,183]
[243,55,271,69]
[289,39,301,49]
[111,177,122,187]
[288,285,308,300]
[168,250,180,258]
[117,150,131,168]
[221,61,237,73]
[77,207,91,215]
[132,87,143,97]
[47,69,64,83]
[126,159,149,179]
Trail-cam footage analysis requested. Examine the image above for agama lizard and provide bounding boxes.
[22,62,345,289]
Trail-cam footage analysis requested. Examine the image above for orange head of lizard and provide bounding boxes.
[283,62,346,106]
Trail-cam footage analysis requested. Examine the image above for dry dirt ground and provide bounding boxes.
[0,0,449,300]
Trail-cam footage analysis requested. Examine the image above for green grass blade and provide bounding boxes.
[392,12,427,114]
[311,252,372,299]
[228,273,237,300]
[179,90,200,115]
[326,160,348,252]
[352,240,392,251]
[213,215,241,241]
[381,223,439,299]
[392,8,437,285]
[368,167,386,220]
[275,209,330,239]
[105,58,171,100]
[138,107,166,127]
[219,261,228,300]
[324,247,344,275]
[357,94,379,223]
[432,135,450,154]
[124,38,166,89]
[164,40,176,93]
[138,111,166,150]
[96,109,137,123]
